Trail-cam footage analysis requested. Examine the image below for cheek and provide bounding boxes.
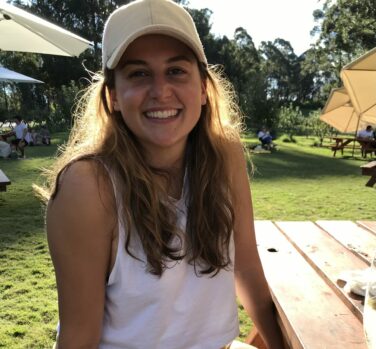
[186,85,205,114]
[113,85,144,112]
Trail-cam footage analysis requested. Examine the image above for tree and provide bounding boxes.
[305,110,333,146]
[277,104,305,141]
[187,8,273,130]
[2,0,131,127]
[260,39,300,104]
[316,0,376,53]
[303,0,376,103]
[8,0,374,134]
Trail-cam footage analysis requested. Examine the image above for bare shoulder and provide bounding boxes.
[50,159,115,209]
[47,159,116,241]
[53,160,112,199]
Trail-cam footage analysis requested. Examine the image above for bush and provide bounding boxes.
[281,134,297,143]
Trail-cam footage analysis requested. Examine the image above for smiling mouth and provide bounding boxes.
[144,109,180,119]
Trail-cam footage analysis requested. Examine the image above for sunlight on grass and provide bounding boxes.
[250,139,375,220]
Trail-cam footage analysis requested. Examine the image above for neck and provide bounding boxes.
[144,146,187,200]
[144,143,186,172]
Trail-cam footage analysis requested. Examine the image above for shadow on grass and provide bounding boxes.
[250,145,370,181]
[0,147,50,251]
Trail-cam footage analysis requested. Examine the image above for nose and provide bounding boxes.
[149,74,172,101]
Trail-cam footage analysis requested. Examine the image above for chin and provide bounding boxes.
[148,137,187,150]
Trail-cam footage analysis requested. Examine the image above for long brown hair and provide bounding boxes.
[45,62,244,277]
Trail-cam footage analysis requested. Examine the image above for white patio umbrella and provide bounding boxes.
[0,66,43,111]
[0,1,91,56]
[0,66,43,84]
[320,87,376,133]
[340,46,376,134]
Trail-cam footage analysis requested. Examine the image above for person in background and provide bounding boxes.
[45,1,285,348]
[7,116,28,157]
[30,127,42,145]
[257,127,275,150]
[9,143,19,159]
[357,125,374,139]
[39,125,51,145]
[25,127,35,146]
[0,135,11,158]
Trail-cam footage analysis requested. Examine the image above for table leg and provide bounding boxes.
[366,175,376,187]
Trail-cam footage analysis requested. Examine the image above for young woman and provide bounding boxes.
[46,0,284,348]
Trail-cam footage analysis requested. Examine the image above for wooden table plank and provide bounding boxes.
[255,221,366,349]
[275,221,368,321]
[316,220,376,264]
[357,221,376,236]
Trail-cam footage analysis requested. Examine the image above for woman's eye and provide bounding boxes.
[168,68,186,76]
[128,70,148,78]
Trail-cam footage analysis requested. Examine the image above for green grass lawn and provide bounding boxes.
[249,137,375,220]
[0,134,374,348]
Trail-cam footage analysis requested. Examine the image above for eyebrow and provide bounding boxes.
[120,55,194,69]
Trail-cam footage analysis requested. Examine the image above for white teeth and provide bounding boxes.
[145,110,178,119]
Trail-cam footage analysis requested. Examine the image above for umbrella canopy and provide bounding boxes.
[320,87,376,133]
[340,47,376,119]
[0,1,91,56]
[0,66,43,83]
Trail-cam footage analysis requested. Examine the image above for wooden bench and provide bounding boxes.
[360,160,376,187]
[247,220,375,349]
[0,169,11,191]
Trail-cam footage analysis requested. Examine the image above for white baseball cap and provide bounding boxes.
[102,0,207,70]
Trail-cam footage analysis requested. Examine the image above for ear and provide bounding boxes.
[110,89,120,111]
[201,79,207,106]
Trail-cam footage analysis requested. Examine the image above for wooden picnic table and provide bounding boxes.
[330,137,357,157]
[248,220,376,349]
[0,169,11,192]
[330,136,376,158]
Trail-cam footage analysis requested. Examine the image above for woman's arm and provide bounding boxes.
[47,161,116,349]
[229,142,285,349]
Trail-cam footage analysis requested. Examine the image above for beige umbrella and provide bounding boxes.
[340,47,376,132]
[320,87,376,133]
[0,1,90,56]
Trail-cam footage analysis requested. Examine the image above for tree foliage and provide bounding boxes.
[304,110,334,145]
[277,104,305,141]
[2,0,375,135]
[306,0,376,101]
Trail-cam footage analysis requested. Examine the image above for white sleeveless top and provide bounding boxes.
[99,177,239,349]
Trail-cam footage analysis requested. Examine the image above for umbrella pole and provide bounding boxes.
[352,114,362,157]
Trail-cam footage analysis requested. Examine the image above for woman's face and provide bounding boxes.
[110,34,207,165]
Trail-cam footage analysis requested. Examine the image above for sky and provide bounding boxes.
[187,0,323,56]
